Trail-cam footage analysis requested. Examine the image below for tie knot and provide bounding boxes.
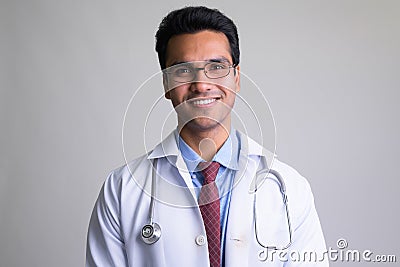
[198,161,220,184]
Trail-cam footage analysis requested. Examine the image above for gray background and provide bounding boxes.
[1,0,399,266]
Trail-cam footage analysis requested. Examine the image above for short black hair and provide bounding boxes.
[155,6,240,69]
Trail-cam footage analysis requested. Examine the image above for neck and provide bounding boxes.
[178,121,230,162]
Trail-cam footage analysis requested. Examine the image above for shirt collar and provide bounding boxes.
[147,128,273,167]
[177,129,239,173]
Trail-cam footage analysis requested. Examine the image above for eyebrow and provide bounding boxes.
[168,57,231,67]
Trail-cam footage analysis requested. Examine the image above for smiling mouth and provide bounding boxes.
[192,98,216,105]
[187,97,221,106]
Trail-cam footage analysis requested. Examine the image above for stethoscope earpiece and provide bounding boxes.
[141,222,161,245]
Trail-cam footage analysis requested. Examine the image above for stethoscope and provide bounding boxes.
[141,158,162,244]
[141,158,293,250]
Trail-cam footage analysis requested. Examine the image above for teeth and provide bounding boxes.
[192,98,216,105]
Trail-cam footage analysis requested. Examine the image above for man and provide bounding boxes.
[86,6,328,266]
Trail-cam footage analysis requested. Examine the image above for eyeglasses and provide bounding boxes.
[163,61,235,83]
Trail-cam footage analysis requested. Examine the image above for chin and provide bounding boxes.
[186,117,227,132]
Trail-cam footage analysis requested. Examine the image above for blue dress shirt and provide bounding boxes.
[177,131,240,266]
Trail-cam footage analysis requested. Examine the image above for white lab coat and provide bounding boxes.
[86,130,328,266]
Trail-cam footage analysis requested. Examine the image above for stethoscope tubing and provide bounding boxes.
[142,158,293,250]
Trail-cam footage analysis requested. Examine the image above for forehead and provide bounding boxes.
[165,30,232,67]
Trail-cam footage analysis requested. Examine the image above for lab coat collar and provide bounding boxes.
[147,130,179,162]
[147,128,274,163]
[146,128,275,210]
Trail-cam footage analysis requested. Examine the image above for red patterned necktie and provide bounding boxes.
[198,161,221,267]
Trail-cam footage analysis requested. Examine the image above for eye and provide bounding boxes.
[173,66,193,76]
[208,62,229,70]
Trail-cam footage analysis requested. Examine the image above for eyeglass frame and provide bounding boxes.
[162,60,237,83]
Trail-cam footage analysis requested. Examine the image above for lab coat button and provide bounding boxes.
[195,235,206,246]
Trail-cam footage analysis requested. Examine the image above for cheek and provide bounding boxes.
[166,79,190,94]
[217,75,238,94]
[168,87,188,105]
[222,87,238,108]
[220,80,238,98]
[225,91,237,105]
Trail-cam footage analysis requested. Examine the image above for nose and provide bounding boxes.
[190,81,212,93]
[190,67,212,92]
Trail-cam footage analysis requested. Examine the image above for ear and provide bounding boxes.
[234,65,240,93]
[163,73,171,99]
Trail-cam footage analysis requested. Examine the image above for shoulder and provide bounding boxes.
[237,130,315,220]
[270,157,315,222]
[271,158,311,191]
[236,130,312,195]
[101,153,153,200]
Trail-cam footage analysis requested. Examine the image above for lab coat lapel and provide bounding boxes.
[175,153,197,201]
[147,130,198,205]
[225,134,254,266]
[225,131,276,266]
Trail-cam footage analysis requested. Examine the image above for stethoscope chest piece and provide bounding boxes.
[141,223,161,245]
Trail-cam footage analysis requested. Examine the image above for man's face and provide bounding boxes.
[163,30,240,132]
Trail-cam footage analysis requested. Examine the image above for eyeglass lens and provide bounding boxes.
[167,61,232,82]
